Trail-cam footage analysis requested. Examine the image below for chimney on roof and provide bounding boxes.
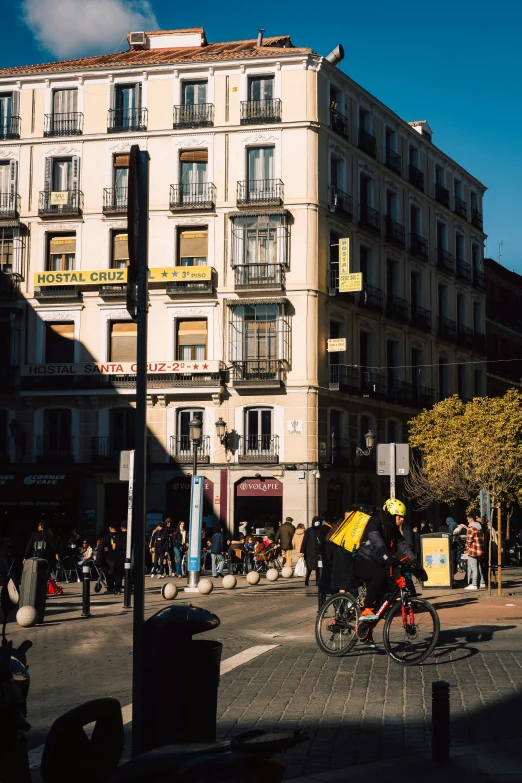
[257,29,264,47]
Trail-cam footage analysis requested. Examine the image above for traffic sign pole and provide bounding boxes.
[389,442,396,499]
[124,450,134,609]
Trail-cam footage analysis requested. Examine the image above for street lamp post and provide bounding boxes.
[355,429,376,458]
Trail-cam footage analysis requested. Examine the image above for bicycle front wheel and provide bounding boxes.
[383,597,440,665]
[316,593,359,656]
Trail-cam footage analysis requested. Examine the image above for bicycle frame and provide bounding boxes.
[361,574,413,627]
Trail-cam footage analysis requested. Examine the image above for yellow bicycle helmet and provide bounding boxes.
[383,498,407,517]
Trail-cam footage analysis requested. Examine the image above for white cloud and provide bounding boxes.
[21,0,159,59]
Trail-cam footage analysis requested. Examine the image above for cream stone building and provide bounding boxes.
[0,28,487,538]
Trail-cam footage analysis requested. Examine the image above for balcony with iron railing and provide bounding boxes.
[166,269,215,296]
[385,216,405,247]
[473,269,486,291]
[36,436,75,462]
[22,365,223,392]
[408,164,424,191]
[238,434,279,463]
[413,386,435,409]
[34,285,81,300]
[385,147,402,175]
[328,268,356,299]
[240,99,281,125]
[328,364,360,393]
[410,232,428,260]
[410,304,431,332]
[0,116,20,140]
[330,435,351,467]
[38,189,83,217]
[362,370,387,397]
[92,436,135,465]
[330,108,349,139]
[0,193,20,220]
[438,316,456,341]
[107,107,148,133]
[359,204,380,235]
[169,182,216,211]
[387,379,416,406]
[44,112,83,136]
[457,323,474,347]
[358,128,377,158]
[456,259,472,283]
[170,435,211,464]
[471,209,483,230]
[437,248,454,274]
[473,332,486,353]
[234,263,285,290]
[103,187,128,214]
[99,284,127,299]
[359,283,384,312]
[173,103,214,128]
[454,196,468,220]
[328,186,353,221]
[386,295,408,321]
[435,183,450,207]
[230,359,285,388]
[237,179,283,206]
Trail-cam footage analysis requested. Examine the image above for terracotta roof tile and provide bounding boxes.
[0,35,313,78]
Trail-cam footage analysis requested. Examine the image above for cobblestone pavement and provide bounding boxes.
[5,570,522,779]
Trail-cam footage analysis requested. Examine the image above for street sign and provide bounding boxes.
[327,338,346,352]
[376,443,410,476]
[340,272,363,292]
[119,450,132,481]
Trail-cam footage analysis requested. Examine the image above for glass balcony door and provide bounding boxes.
[52,158,73,191]
[248,76,274,101]
[0,93,12,133]
[182,81,207,105]
[247,147,274,200]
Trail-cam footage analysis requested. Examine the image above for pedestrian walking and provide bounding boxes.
[275,516,296,567]
[171,521,187,578]
[299,516,323,586]
[150,523,170,578]
[100,524,126,594]
[464,510,486,590]
[209,526,225,577]
[24,521,57,570]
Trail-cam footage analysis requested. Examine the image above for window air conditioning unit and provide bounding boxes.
[129,32,148,49]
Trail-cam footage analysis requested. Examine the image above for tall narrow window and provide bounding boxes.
[249,76,274,102]
[0,92,16,137]
[111,231,128,269]
[114,84,141,129]
[43,409,72,457]
[52,158,73,191]
[474,369,483,397]
[247,147,274,186]
[411,272,421,312]
[109,322,137,362]
[45,323,74,363]
[456,233,465,263]
[473,301,482,333]
[438,357,450,400]
[47,235,75,271]
[386,258,398,297]
[51,89,78,135]
[0,410,7,459]
[180,149,208,203]
[410,204,421,235]
[457,364,466,399]
[436,222,446,251]
[411,348,422,388]
[177,320,207,361]
[182,81,207,105]
[0,227,14,273]
[438,284,448,318]
[178,228,208,266]
[112,154,129,209]
[245,407,273,454]
[110,408,135,452]
[178,409,203,454]
[435,165,444,185]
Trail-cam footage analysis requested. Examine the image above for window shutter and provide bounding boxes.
[44,157,52,192]
[114,155,130,168]
[177,320,207,346]
[179,230,208,259]
[50,236,76,254]
[110,322,137,362]
[71,156,80,191]
[9,160,17,196]
[113,233,129,261]
[179,150,208,163]
[11,91,20,119]
[136,83,142,110]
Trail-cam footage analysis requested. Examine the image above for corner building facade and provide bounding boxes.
[0,28,487,538]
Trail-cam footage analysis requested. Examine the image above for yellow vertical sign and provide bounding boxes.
[339,238,350,292]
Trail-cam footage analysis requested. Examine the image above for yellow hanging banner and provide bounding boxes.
[338,238,351,292]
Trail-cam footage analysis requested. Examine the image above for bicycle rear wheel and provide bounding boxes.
[383,597,439,665]
[316,593,359,656]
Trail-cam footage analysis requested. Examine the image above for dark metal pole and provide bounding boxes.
[81,564,91,617]
[131,150,149,757]
[124,450,135,609]
[432,680,450,762]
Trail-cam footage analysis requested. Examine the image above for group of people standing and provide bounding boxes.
[149,519,188,578]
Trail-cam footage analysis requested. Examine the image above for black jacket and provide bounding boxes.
[356,510,415,566]
[300,525,328,569]
[210,531,225,555]
[25,531,54,563]
[101,531,127,563]
[151,528,170,554]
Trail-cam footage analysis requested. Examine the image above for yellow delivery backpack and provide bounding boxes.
[327,509,371,554]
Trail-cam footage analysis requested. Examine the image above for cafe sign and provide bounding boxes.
[21,360,222,376]
[34,266,211,287]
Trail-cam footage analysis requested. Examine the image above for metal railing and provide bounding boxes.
[414,386,435,408]
[328,186,353,221]
[36,435,75,461]
[454,196,468,219]
[359,283,384,311]
[107,107,148,133]
[0,192,20,218]
[169,182,216,210]
[234,264,285,289]
[473,269,486,290]
[173,103,214,128]
[34,285,80,299]
[471,209,483,230]
[438,316,456,340]
[411,305,431,331]
[103,187,128,213]
[435,183,450,207]
[38,189,83,216]
[385,216,405,246]
[358,128,377,158]
[0,116,20,139]
[362,370,386,396]
[386,295,408,320]
[237,179,284,206]
[23,370,222,392]
[239,434,279,462]
[328,364,359,392]
[408,164,424,191]
[410,232,428,259]
[231,359,285,386]
[457,324,474,346]
[330,108,349,139]
[330,436,351,466]
[457,260,472,282]
[437,248,454,273]
[0,272,20,299]
[44,112,83,136]
[385,147,402,175]
[240,99,282,124]
[360,204,380,234]
[166,273,214,295]
[170,435,211,463]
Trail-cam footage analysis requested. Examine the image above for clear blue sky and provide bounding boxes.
[4,0,522,271]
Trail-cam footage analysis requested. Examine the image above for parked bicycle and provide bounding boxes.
[316,562,439,665]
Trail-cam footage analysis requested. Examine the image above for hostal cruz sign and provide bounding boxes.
[34,267,211,286]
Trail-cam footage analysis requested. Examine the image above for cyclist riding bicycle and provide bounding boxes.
[353,498,417,647]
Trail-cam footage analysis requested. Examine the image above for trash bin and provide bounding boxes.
[421,533,453,588]
[19,557,48,622]
[141,603,221,752]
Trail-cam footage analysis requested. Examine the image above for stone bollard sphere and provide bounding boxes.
[281,566,294,579]
[16,606,38,627]
[222,575,237,589]
[198,578,214,595]
[246,570,260,585]
[266,568,279,582]
[161,582,178,600]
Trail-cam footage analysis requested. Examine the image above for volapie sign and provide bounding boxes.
[21,361,222,376]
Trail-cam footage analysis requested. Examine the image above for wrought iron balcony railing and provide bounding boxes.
[360,204,380,234]
[173,103,214,128]
[169,182,216,210]
[473,269,486,291]
[330,436,351,466]
[170,435,211,463]
[435,183,450,207]
[239,434,279,463]
[386,295,408,321]
[103,187,128,213]
[38,189,83,216]
[166,271,215,295]
[328,364,360,393]
[437,248,454,273]
[231,359,285,387]
[36,436,75,462]
[411,305,431,331]
[359,283,384,311]
[457,260,472,282]
[471,209,483,230]
[234,263,285,290]
[362,370,387,396]
[385,147,402,175]
[438,316,456,341]
[358,128,377,158]
[385,216,405,246]
[410,232,428,260]
[92,436,134,463]
[107,107,147,133]
[454,195,468,219]
[408,164,424,191]
[457,323,474,346]
[328,186,353,221]
[414,386,435,409]
[240,99,281,125]
[0,192,20,219]
[237,179,283,206]
[0,116,20,140]
[330,108,349,139]
[34,285,81,299]
[44,112,83,136]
